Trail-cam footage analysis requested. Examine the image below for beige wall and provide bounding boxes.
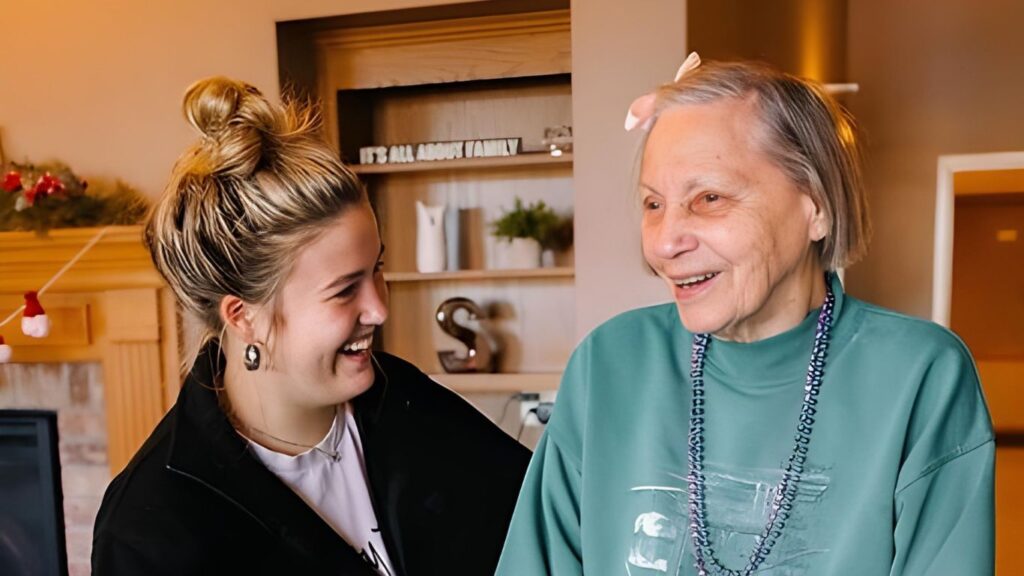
[2,0,679,343]
[0,0,476,199]
[845,0,1024,317]
[687,0,847,84]
[571,0,685,339]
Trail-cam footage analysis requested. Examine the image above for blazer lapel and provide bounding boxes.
[166,344,380,576]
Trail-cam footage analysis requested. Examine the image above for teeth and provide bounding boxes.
[342,336,372,353]
[675,272,716,287]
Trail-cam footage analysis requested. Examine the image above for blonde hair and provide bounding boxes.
[145,76,366,365]
[643,61,871,270]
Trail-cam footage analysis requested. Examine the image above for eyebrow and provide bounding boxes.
[640,173,739,197]
[320,244,386,294]
[639,182,662,196]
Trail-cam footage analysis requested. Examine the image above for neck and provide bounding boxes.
[714,257,827,343]
[221,342,336,456]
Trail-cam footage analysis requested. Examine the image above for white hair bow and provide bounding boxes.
[624,52,702,132]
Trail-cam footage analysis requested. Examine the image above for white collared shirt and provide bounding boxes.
[245,403,396,576]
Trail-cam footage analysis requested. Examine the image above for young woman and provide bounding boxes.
[92,77,530,576]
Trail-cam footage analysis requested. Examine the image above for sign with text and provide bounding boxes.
[359,138,522,165]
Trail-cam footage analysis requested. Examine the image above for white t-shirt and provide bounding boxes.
[245,403,396,576]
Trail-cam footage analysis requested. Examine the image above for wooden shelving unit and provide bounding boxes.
[385,267,574,283]
[311,7,575,381]
[429,372,561,394]
[351,152,572,175]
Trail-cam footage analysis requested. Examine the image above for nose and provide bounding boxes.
[359,274,389,326]
[646,204,699,261]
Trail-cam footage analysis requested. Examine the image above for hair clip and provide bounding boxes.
[624,52,702,132]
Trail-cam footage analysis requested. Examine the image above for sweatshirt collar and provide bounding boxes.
[701,272,849,386]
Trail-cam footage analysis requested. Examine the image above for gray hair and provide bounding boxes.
[643,61,871,270]
[145,76,366,365]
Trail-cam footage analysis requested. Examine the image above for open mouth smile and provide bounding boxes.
[674,272,719,288]
[669,271,721,300]
[339,333,373,358]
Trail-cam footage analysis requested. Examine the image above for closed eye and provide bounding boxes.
[334,284,358,300]
[336,260,385,299]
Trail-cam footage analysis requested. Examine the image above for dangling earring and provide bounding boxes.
[243,343,261,371]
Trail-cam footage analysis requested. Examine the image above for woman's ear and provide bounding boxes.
[806,195,829,242]
[811,215,829,242]
[220,295,257,342]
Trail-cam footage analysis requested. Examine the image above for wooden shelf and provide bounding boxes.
[384,267,574,283]
[351,152,572,175]
[429,372,560,394]
[309,9,575,399]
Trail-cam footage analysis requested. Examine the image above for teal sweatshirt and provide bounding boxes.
[497,276,994,575]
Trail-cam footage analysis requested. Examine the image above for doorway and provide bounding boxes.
[934,153,1024,575]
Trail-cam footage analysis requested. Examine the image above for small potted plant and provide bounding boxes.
[537,211,573,267]
[491,198,572,269]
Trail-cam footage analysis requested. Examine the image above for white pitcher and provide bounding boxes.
[416,201,446,273]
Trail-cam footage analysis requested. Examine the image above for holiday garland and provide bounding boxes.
[0,133,148,234]
[1,161,147,234]
[0,227,111,363]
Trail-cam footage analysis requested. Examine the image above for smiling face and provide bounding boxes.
[640,96,827,342]
[254,202,388,409]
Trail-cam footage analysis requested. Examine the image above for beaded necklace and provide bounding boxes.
[686,276,835,576]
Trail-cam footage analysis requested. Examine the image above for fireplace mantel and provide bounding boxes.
[0,225,180,474]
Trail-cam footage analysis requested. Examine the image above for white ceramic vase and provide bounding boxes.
[416,201,446,273]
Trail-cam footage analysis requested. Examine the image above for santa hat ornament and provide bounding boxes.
[22,291,50,338]
[0,335,11,364]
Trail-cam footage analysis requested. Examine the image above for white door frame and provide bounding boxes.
[932,151,1024,327]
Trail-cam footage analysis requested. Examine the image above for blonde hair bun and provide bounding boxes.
[182,76,281,178]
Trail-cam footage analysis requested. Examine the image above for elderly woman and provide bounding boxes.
[92,77,529,575]
[497,57,994,575]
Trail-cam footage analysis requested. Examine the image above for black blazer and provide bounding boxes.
[92,344,531,575]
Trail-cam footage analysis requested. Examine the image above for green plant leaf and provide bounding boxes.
[490,196,573,250]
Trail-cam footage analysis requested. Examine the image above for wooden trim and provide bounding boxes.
[314,9,571,150]
[352,152,572,175]
[429,372,560,393]
[385,267,574,283]
[314,10,570,51]
[0,292,100,362]
[0,226,162,293]
[159,286,183,409]
[101,288,166,475]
